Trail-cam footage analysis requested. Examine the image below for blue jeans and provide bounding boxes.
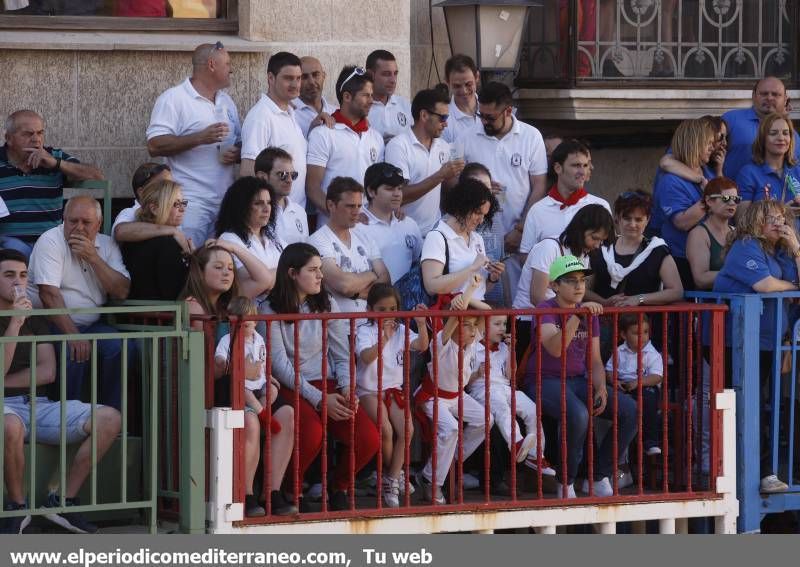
[524,375,638,483]
[623,385,661,450]
[52,321,133,410]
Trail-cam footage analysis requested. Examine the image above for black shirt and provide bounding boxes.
[1,315,53,397]
[590,239,670,299]
[122,235,189,301]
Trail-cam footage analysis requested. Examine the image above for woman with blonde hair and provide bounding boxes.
[121,178,191,300]
[653,118,718,289]
[736,112,800,216]
[714,199,800,493]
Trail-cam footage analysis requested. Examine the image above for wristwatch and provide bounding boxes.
[637,295,645,305]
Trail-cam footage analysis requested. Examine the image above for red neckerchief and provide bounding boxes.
[332,109,369,134]
[479,339,500,352]
[548,184,588,210]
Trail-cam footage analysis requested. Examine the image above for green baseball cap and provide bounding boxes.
[549,254,592,282]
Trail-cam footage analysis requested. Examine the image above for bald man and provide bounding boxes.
[292,56,339,138]
[146,42,242,244]
[28,196,131,410]
[722,76,799,179]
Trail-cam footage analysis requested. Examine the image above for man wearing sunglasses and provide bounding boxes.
[240,52,308,209]
[254,147,309,245]
[366,50,413,144]
[306,66,384,222]
[147,42,241,245]
[386,88,463,233]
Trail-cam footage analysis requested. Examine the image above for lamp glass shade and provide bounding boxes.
[443,5,479,64]
[477,5,528,70]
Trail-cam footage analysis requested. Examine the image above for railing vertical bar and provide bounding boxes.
[149,336,159,533]
[431,314,439,505]
[121,339,128,504]
[636,311,644,495]
[348,318,357,511]
[586,309,594,496]
[28,341,38,510]
[403,319,412,507]
[457,316,464,505]
[90,339,98,505]
[535,313,543,500]
[611,312,619,495]
[376,312,384,511]
[661,308,669,493]
[263,319,273,516]
[686,313,694,492]
[560,313,568,498]
[58,340,68,510]
[163,336,172,498]
[509,313,517,502]
[320,319,328,513]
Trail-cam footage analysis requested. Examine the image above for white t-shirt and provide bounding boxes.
[218,230,283,304]
[426,329,477,393]
[308,224,380,313]
[215,332,268,391]
[354,206,422,284]
[606,341,664,384]
[441,95,480,144]
[146,78,240,207]
[462,116,547,236]
[368,94,413,141]
[520,193,612,254]
[513,239,589,318]
[28,226,130,327]
[275,198,309,245]
[356,321,418,395]
[112,202,140,232]
[420,220,488,300]
[240,94,308,208]
[292,96,338,139]
[385,129,450,234]
[468,340,512,394]
[306,123,384,215]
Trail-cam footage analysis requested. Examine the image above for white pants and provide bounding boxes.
[470,382,544,458]
[181,200,220,246]
[421,393,491,486]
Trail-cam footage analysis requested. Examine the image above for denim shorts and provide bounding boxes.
[2,396,96,444]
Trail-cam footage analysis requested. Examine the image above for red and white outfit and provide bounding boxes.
[355,321,418,402]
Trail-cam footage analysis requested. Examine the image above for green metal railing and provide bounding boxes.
[0,303,205,534]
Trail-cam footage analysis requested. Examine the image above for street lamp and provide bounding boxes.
[434,0,541,71]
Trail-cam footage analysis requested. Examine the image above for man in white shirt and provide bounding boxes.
[112,162,192,253]
[355,162,422,284]
[308,177,390,313]
[28,196,131,410]
[240,51,309,210]
[441,54,480,145]
[385,88,464,234]
[293,56,339,139]
[520,139,612,255]
[147,42,240,245]
[366,50,413,143]
[306,66,385,220]
[254,147,309,245]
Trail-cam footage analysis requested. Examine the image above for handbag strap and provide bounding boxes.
[433,230,450,276]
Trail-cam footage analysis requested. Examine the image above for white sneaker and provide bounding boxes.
[514,434,537,463]
[581,477,614,497]
[760,474,789,493]
[646,446,662,456]
[382,475,400,508]
[523,455,556,476]
[306,482,323,501]
[398,470,415,495]
[417,472,446,504]
[556,482,576,499]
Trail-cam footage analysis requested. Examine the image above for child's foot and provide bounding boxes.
[245,494,265,517]
[760,474,789,493]
[382,475,400,508]
[514,433,537,463]
[398,470,415,495]
[556,482,576,499]
[416,471,446,504]
[270,491,298,516]
[645,445,662,456]
[523,455,556,476]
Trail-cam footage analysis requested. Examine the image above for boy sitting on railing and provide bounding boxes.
[215,297,296,517]
[606,313,663,457]
[413,274,491,504]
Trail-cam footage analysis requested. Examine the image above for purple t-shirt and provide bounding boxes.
[526,297,600,379]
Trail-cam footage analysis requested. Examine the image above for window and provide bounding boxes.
[518,0,795,86]
[0,0,237,32]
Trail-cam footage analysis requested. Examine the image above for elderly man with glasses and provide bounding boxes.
[146,41,241,245]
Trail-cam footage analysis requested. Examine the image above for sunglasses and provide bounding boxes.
[275,170,299,182]
[339,66,366,93]
[173,199,189,210]
[707,194,741,204]
[214,41,224,50]
[476,107,508,122]
[377,163,404,179]
[426,109,449,124]
[135,163,171,190]
[619,190,650,202]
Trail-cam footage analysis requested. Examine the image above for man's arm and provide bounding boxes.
[114,222,192,252]
[38,284,82,336]
[21,148,103,181]
[87,255,130,300]
[147,122,228,157]
[320,258,378,298]
[522,173,547,220]
[4,343,57,389]
[239,158,256,178]
[401,161,464,204]
[305,165,327,213]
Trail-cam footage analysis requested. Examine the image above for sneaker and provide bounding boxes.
[269,491,297,516]
[556,482,576,499]
[329,490,349,511]
[398,470,415,495]
[462,472,480,490]
[581,477,613,497]
[760,474,790,493]
[354,470,378,496]
[617,468,634,489]
[416,471,446,504]
[381,475,400,508]
[514,433,537,463]
[0,502,30,534]
[646,446,662,456]
[43,493,98,534]
[306,482,323,501]
[523,456,556,476]
[244,494,265,517]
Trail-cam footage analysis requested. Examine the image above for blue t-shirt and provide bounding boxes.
[722,107,800,180]
[654,171,704,258]
[736,160,800,203]
[713,238,798,350]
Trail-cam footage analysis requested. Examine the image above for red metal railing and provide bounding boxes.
[196,302,728,524]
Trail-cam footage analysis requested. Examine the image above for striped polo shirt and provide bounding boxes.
[0,144,77,244]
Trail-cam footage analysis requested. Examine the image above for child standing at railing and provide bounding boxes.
[356,284,428,507]
[413,274,491,504]
[467,312,556,477]
[605,313,663,456]
[215,296,296,517]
